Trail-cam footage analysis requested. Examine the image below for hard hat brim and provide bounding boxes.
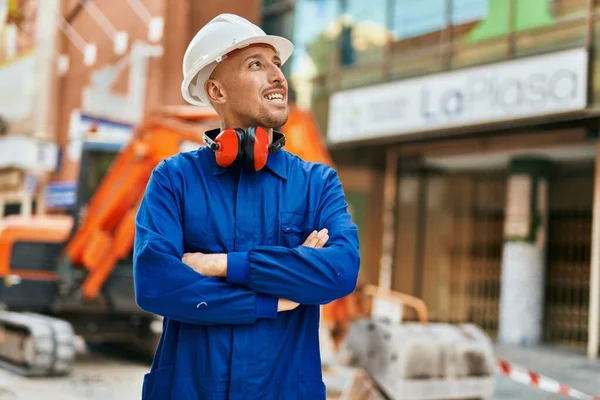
[181,35,295,107]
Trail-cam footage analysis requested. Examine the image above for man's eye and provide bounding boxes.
[249,61,261,68]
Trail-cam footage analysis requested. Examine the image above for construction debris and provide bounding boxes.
[339,319,496,400]
[320,283,497,400]
[324,365,386,400]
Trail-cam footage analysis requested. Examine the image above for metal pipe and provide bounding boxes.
[378,148,399,291]
[587,138,600,360]
[587,0,599,361]
[363,284,429,324]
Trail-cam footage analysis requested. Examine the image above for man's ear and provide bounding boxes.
[205,79,227,105]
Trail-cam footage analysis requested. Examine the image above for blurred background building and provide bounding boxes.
[263,0,600,358]
[0,0,599,360]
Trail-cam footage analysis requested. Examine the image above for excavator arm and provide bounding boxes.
[67,109,219,299]
[282,105,335,167]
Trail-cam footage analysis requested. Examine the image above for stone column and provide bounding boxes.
[498,157,551,346]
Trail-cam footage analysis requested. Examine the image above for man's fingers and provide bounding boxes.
[182,252,202,266]
[314,228,328,248]
[315,233,329,248]
[302,230,318,247]
[302,229,329,248]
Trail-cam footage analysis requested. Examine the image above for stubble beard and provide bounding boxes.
[256,103,289,129]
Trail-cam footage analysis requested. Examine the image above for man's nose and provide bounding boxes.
[268,63,286,83]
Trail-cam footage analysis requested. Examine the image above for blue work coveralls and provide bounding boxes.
[133,145,360,400]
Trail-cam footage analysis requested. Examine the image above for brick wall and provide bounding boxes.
[55,0,261,182]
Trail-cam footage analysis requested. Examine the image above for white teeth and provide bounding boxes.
[265,93,284,101]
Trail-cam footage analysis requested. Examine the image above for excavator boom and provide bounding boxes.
[66,110,220,299]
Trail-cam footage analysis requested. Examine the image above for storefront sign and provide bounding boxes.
[45,181,77,209]
[327,48,588,143]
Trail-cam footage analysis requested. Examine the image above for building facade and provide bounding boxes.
[264,0,600,358]
[2,0,598,358]
[0,0,261,215]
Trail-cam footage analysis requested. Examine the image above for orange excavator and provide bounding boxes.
[0,104,334,376]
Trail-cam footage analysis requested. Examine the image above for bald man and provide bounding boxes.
[133,14,360,400]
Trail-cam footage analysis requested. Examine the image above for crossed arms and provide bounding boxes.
[181,228,330,313]
[133,161,360,325]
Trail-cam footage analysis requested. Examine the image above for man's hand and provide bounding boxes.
[302,228,328,248]
[277,299,300,312]
[182,252,227,277]
[183,229,329,311]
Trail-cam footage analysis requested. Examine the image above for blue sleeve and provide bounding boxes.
[133,160,277,325]
[226,168,360,305]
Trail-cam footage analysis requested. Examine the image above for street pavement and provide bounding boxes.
[493,344,600,399]
[0,343,597,399]
[0,350,146,400]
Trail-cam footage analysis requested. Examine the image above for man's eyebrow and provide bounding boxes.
[243,53,264,63]
[243,53,282,64]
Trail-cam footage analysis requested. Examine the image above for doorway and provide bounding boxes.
[544,162,593,349]
[392,167,506,338]
[392,156,594,346]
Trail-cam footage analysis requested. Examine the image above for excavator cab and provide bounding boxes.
[62,141,137,312]
[74,142,122,219]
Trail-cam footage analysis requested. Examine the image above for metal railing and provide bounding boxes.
[545,164,594,349]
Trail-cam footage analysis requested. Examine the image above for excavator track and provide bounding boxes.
[0,311,76,376]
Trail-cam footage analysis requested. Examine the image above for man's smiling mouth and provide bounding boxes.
[264,93,285,103]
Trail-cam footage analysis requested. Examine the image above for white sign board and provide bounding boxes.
[45,181,77,209]
[0,135,58,172]
[327,48,589,143]
[67,110,134,162]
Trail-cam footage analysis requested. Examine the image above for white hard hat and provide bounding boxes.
[181,13,294,107]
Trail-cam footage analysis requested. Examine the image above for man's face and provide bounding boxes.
[207,45,289,129]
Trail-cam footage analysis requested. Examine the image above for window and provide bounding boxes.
[341,0,389,65]
[392,0,487,39]
[262,8,295,77]
[290,0,341,75]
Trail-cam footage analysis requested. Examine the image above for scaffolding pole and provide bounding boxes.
[378,148,399,290]
[588,138,600,360]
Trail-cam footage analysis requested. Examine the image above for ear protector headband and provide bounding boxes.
[204,126,286,171]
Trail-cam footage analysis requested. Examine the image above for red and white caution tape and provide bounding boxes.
[496,359,600,400]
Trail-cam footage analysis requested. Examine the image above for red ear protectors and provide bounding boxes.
[204,126,286,171]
